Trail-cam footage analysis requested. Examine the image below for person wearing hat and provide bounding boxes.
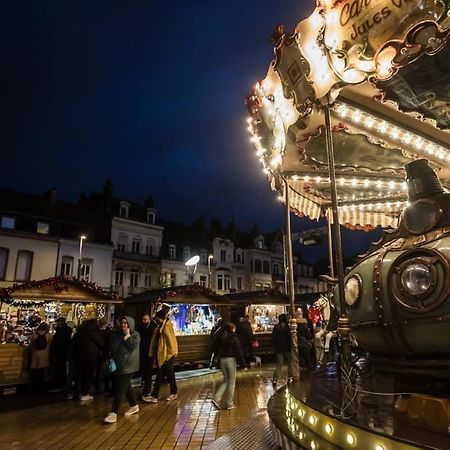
[144,309,178,403]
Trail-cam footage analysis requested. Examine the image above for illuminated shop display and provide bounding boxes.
[168,303,220,336]
[247,304,286,333]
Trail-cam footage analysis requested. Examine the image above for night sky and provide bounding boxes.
[0,1,380,262]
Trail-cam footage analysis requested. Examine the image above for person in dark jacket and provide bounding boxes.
[236,316,254,367]
[104,316,140,424]
[49,317,72,391]
[296,309,313,369]
[140,314,158,400]
[271,314,292,386]
[212,322,245,410]
[72,319,106,402]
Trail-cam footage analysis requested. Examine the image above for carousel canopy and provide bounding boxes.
[247,0,450,229]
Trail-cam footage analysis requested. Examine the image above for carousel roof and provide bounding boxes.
[247,0,450,229]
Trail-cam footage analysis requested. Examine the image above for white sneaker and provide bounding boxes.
[104,412,117,423]
[166,394,178,402]
[124,405,139,416]
[80,394,93,402]
[143,395,158,403]
[226,404,236,410]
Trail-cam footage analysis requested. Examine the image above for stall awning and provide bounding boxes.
[0,277,122,305]
[125,284,225,305]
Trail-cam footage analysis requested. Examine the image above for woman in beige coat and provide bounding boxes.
[30,322,53,391]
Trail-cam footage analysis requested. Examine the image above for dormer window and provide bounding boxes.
[146,209,155,224]
[183,246,190,262]
[119,201,130,218]
[169,244,176,260]
[257,239,263,249]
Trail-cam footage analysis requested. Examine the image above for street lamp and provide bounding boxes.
[77,235,87,279]
[208,254,213,289]
[185,255,200,284]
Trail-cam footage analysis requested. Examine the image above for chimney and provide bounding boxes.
[45,188,57,206]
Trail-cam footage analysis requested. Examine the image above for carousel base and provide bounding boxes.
[268,362,450,450]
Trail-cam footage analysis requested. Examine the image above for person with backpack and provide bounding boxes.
[104,316,140,423]
[271,313,291,386]
[211,322,245,410]
[30,322,52,392]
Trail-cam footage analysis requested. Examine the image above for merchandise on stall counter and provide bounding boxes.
[168,303,220,335]
[248,304,286,333]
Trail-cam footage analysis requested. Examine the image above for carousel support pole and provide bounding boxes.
[323,101,352,380]
[327,208,335,278]
[284,178,300,382]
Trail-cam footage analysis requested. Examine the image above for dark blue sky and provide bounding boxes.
[0,1,380,262]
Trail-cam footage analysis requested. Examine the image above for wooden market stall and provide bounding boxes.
[0,276,121,388]
[224,289,323,356]
[124,284,230,365]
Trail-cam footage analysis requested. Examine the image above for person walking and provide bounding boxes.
[236,316,254,368]
[145,309,178,403]
[271,313,292,386]
[211,322,245,410]
[73,319,106,402]
[104,316,140,423]
[140,314,157,401]
[49,317,72,392]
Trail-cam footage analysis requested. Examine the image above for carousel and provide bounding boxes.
[247,0,450,448]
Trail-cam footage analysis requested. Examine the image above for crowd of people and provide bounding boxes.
[25,305,334,424]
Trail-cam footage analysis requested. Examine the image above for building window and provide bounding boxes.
[199,275,207,287]
[200,250,207,264]
[117,243,125,252]
[169,245,176,260]
[183,247,190,262]
[130,272,138,287]
[263,261,270,274]
[257,239,263,249]
[220,250,226,262]
[237,277,242,290]
[132,240,141,254]
[236,252,242,263]
[1,216,15,229]
[80,259,92,282]
[15,250,33,281]
[61,256,73,277]
[146,245,153,256]
[115,269,124,286]
[273,263,280,276]
[309,267,313,277]
[217,274,231,291]
[276,242,283,254]
[0,248,8,280]
[37,222,50,234]
[170,273,176,287]
[144,274,151,288]
[254,259,262,273]
[147,211,155,224]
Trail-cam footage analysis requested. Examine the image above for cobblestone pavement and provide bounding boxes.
[0,364,285,450]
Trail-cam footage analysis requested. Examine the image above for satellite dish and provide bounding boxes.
[185,255,200,266]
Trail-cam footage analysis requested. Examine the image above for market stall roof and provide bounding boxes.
[0,277,122,305]
[247,0,450,229]
[124,284,224,305]
[223,289,289,305]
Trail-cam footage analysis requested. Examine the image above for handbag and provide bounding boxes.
[106,357,117,373]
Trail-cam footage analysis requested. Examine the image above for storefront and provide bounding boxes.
[0,276,121,388]
[124,284,230,365]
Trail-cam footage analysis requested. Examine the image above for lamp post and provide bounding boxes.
[284,179,300,382]
[208,254,213,289]
[77,235,87,279]
[185,255,200,284]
